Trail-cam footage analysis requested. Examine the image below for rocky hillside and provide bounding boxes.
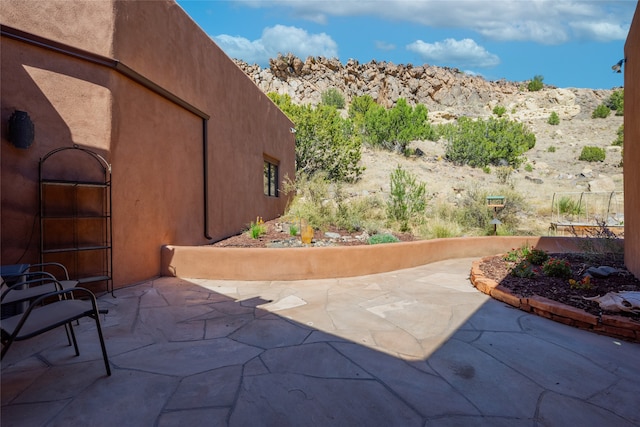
[235,53,617,121]
[235,54,624,235]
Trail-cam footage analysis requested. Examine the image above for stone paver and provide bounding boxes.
[2,258,639,426]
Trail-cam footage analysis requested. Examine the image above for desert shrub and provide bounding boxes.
[547,146,556,153]
[524,163,533,172]
[606,89,624,115]
[334,183,386,232]
[493,105,506,117]
[442,117,536,168]
[495,166,513,186]
[547,111,560,125]
[542,257,572,278]
[578,146,605,162]
[482,166,491,174]
[527,75,544,92]
[368,233,399,245]
[612,124,623,146]
[454,186,528,234]
[321,88,345,109]
[591,104,610,119]
[363,98,436,152]
[289,224,298,236]
[282,172,333,229]
[387,165,427,232]
[269,93,363,182]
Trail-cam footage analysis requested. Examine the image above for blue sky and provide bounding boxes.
[176,0,637,89]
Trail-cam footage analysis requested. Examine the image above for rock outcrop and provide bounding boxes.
[234,54,616,121]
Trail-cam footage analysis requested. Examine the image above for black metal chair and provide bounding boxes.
[1,284,111,376]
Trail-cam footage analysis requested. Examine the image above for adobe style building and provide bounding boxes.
[625,3,640,278]
[1,1,295,289]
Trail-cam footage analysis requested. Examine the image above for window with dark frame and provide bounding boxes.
[264,157,279,197]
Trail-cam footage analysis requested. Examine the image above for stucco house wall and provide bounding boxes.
[1,0,295,288]
[624,4,640,278]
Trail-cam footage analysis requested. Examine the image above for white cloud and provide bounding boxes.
[407,38,500,68]
[375,40,396,51]
[569,21,630,42]
[213,25,338,65]
[237,0,633,44]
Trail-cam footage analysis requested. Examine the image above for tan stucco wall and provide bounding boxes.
[161,236,591,281]
[1,0,294,288]
[624,4,640,278]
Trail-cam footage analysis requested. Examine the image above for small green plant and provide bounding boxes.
[492,105,506,117]
[524,163,533,172]
[289,224,299,236]
[504,243,532,262]
[321,88,345,109]
[525,248,549,265]
[557,196,583,216]
[511,260,535,278]
[387,165,427,232]
[527,75,544,92]
[612,124,623,146]
[578,146,606,162]
[606,89,623,115]
[368,233,400,245]
[547,111,560,125]
[547,146,556,153]
[542,257,572,278]
[482,166,491,174]
[247,216,266,239]
[591,104,610,119]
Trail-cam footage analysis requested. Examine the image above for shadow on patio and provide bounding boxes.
[2,258,639,426]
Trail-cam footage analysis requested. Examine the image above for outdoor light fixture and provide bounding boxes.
[7,110,35,149]
[611,58,626,73]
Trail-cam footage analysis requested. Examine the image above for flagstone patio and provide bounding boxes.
[2,258,639,426]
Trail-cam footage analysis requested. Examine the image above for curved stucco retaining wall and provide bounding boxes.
[161,236,591,281]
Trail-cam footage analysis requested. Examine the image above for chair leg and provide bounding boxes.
[92,314,111,376]
[67,322,80,357]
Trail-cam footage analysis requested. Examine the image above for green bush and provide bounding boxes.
[557,196,584,216]
[591,104,610,119]
[368,233,399,245]
[442,117,536,168]
[526,248,549,265]
[606,89,624,114]
[542,257,572,278]
[612,124,624,146]
[454,186,528,234]
[547,146,556,153]
[524,163,533,172]
[511,260,535,278]
[527,75,544,92]
[387,165,427,232]
[321,88,345,109]
[492,105,506,117]
[578,146,606,162]
[547,111,560,125]
[269,93,363,182]
[363,98,436,152]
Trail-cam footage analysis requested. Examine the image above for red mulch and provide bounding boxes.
[480,252,640,320]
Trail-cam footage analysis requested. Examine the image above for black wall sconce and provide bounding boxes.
[7,110,35,149]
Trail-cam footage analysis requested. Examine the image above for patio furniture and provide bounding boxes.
[1,285,111,376]
[1,263,78,319]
